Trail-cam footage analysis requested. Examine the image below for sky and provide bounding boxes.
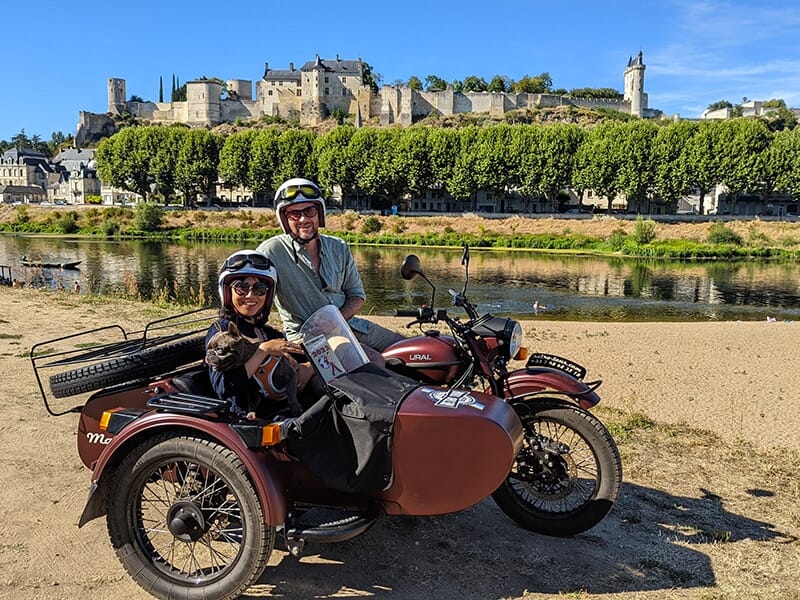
[2,0,799,143]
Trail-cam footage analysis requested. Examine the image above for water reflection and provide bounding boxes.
[1,235,799,322]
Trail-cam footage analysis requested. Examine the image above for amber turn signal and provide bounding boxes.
[260,423,283,446]
[98,407,124,431]
[514,347,529,361]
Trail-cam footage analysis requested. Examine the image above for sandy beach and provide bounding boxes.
[1,287,798,600]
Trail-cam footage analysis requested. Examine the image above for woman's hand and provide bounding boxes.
[258,339,302,365]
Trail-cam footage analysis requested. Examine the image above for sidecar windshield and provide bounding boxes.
[299,305,369,383]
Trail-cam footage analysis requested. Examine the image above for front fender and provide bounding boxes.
[505,367,601,409]
[78,411,288,527]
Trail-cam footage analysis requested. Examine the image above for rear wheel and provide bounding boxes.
[493,398,622,536]
[107,435,274,600]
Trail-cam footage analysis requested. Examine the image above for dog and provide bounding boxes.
[206,321,302,419]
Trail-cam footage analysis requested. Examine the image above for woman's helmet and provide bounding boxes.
[217,250,277,317]
[274,177,326,234]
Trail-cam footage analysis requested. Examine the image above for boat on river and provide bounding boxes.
[20,256,81,269]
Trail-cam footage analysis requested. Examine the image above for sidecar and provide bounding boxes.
[33,308,522,600]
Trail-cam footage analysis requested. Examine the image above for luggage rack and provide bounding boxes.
[30,308,218,416]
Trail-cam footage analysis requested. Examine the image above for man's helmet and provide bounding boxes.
[217,250,277,316]
[274,177,326,234]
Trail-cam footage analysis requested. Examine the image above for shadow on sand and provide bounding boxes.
[244,480,791,599]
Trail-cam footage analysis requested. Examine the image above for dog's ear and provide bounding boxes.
[227,321,240,337]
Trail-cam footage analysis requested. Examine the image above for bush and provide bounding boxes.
[360,215,382,234]
[133,202,164,232]
[707,222,743,245]
[101,219,120,237]
[608,227,628,251]
[632,217,656,244]
[55,211,79,234]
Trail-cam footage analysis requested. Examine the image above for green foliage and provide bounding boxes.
[707,222,743,245]
[101,219,120,237]
[360,215,382,234]
[55,211,79,234]
[133,202,164,232]
[632,217,657,244]
[608,227,629,251]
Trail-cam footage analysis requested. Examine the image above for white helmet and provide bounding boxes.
[274,177,326,234]
[217,250,277,317]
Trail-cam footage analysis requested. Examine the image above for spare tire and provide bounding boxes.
[49,334,206,398]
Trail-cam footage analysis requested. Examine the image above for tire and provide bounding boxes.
[107,435,274,600]
[492,398,622,536]
[48,334,205,397]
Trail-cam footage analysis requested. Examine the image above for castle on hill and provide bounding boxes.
[76,52,656,145]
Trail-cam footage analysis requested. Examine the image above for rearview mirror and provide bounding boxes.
[400,255,423,281]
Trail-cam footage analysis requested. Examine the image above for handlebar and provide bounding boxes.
[395,308,424,318]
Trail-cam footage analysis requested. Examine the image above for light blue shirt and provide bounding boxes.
[257,233,367,341]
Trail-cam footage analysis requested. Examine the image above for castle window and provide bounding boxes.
[324,76,329,83]
[296,90,301,97]
[324,87,330,95]
[342,89,347,96]
[342,77,347,82]
[268,90,273,96]
[279,81,283,86]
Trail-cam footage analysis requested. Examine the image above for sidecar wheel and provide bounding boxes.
[48,334,205,397]
[493,398,622,537]
[107,435,274,600]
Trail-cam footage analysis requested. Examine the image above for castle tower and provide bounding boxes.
[623,51,646,118]
[186,79,222,126]
[107,78,126,115]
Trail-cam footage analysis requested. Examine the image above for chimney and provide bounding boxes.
[263,62,269,78]
[289,62,294,71]
[336,54,340,61]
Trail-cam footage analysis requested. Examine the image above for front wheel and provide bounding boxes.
[493,398,622,536]
[107,435,275,600]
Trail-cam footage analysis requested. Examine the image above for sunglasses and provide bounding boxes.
[278,184,321,201]
[223,253,273,272]
[285,205,319,221]
[231,281,269,297]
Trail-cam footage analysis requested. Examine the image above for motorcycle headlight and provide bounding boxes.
[508,320,523,360]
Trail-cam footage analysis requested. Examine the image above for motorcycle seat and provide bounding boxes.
[171,368,216,398]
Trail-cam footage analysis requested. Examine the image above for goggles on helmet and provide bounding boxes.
[277,184,321,202]
[222,252,273,273]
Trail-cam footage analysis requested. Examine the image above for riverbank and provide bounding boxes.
[4,204,800,259]
[2,287,799,599]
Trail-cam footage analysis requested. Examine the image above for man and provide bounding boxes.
[256,178,403,359]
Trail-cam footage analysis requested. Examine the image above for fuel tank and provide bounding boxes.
[380,386,522,515]
[382,332,462,384]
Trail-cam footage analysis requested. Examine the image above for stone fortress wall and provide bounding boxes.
[76,52,650,145]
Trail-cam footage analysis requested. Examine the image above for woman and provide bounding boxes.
[206,250,317,420]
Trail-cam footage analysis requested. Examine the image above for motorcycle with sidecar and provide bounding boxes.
[31,250,621,600]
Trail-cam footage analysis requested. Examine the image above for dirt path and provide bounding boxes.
[1,287,798,600]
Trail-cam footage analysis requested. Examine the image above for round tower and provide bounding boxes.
[107,78,127,115]
[623,51,646,118]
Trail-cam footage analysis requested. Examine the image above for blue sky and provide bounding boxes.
[2,0,798,142]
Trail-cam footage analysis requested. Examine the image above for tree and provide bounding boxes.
[159,76,164,103]
[219,130,259,202]
[313,125,357,198]
[95,127,155,202]
[274,128,317,188]
[719,118,772,214]
[394,126,434,196]
[574,121,627,213]
[683,120,727,215]
[424,75,448,91]
[616,120,659,213]
[361,62,381,94]
[407,76,423,90]
[174,129,221,205]
[461,76,488,92]
[248,128,282,199]
[707,100,733,111]
[652,120,697,210]
[513,73,552,93]
[488,75,510,93]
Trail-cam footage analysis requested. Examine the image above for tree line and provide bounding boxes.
[94,117,800,215]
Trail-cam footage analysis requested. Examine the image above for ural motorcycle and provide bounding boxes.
[31,253,620,600]
[383,246,622,536]
[32,305,519,600]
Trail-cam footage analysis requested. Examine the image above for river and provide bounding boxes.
[2,234,800,322]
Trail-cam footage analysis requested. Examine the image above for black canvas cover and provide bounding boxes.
[284,363,419,493]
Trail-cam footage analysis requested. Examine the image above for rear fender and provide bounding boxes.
[505,367,601,409]
[78,411,287,527]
